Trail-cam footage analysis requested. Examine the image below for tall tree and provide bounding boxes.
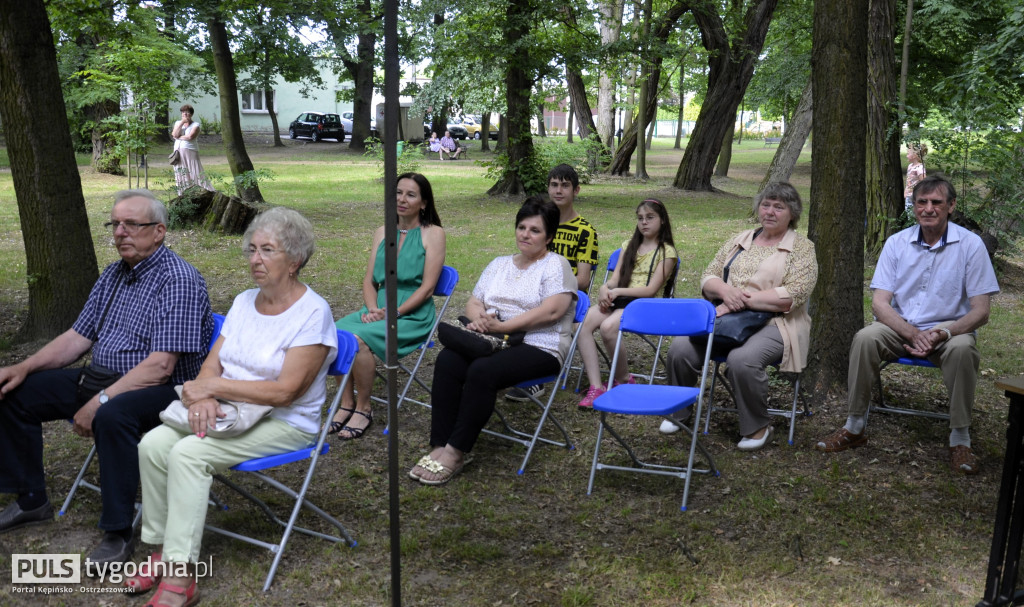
[208,14,264,202]
[235,5,325,148]
[487,0,539,195]
[0,0,98,339]
[804,0,869,396]
[897,0,913,118]
[865,0,903,255]
[608,0,689,176]
[759,79,812,190]
[596,0,624,149]
[322,0,379,150]
[633,0,653,180]
[672,0,778,191]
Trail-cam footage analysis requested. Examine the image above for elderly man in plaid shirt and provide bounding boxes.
[0,190,213,566]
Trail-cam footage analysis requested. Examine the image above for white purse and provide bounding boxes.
[159,385,274,438]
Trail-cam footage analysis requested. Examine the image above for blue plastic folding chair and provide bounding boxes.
[482,291,590,473]
[701,355,806,445]
[587,298,719,512]
[375,265,459,432]
[59,313,227,522]
[869,356,949,421]
[203,329,359,591]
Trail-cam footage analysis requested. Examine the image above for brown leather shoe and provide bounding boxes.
[815,427,867,452]
[950,445,979,475]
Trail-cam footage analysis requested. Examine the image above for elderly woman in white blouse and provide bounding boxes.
[127,208,337,605]
[408,197,576,486]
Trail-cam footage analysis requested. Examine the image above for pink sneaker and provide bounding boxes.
[578,385,606,408]
[612,374,637,388]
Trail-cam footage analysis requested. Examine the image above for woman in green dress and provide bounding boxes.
[332,173,446,439]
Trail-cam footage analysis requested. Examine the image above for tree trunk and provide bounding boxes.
[597,0,624,149]
[496,114,507,153]
[898,0,913,118]
[760,79,812,190]
[487,0,535,196]
[152,2,174,146]
[608,0,689,176]
[208,15,263,203]
[479,113,491,152]
[326,0,375,150]
[567,66,602,172]
[865,0,903,256]
[348,3,375,150]
[714,121,734,177]
[675,62,685,149]
[267,89,284,147]
[86,98,122,174]
[737,103,745,144]
[634,0,653,180]
[634,72,649,180]
[608,77,659,176]
[168,188,262,234]
[535,86,546,138]
[672,0,779,191]
[566,103,574,142]
[0,0,99,340]
[804,0,869,398]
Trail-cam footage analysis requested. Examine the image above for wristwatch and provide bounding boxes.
[939,328,953,342]
[98,389,110,405]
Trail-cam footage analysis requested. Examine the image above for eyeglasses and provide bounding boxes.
[245,246,282,260]
[104,221,159,234]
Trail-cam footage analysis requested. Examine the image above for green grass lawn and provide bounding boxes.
[0,135,1021,606]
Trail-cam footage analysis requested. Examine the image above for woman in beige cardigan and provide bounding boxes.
[663,183,818,451]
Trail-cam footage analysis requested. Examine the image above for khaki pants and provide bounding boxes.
[139,419,314,563]
[847,321,979,429]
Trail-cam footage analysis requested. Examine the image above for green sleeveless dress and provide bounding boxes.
[334,226,436,358]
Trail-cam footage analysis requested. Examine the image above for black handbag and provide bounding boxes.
[691,232,778,356]
[691,309,777,357]
[437,315,525,359]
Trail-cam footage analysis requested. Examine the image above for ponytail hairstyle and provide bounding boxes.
[617,198,677,298]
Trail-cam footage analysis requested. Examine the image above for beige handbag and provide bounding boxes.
[168,149,182,166]
[159,385,274,438]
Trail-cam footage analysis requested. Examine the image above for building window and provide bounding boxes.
[241,90,271,113]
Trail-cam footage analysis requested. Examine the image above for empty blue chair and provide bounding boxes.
[587,298,719,511]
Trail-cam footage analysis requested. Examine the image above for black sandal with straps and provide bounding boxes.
[328,407,355,436]
[336,409,373,441]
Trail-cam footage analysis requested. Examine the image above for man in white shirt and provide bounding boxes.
[815,176,1000,475]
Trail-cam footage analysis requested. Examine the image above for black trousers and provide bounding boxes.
[0,368,176,530]
[430,345,559,453]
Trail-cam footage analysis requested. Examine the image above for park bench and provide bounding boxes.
[764,137,781,147]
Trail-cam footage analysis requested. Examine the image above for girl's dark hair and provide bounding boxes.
[617,198,677,298]
[516,196,560,242]
[397,172,442,227]
[179,104,195,115]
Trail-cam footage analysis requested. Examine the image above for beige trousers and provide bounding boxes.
[847,321,979,429]
[139,419,314,563]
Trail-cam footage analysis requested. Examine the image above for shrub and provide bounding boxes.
[363,137,423,180]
